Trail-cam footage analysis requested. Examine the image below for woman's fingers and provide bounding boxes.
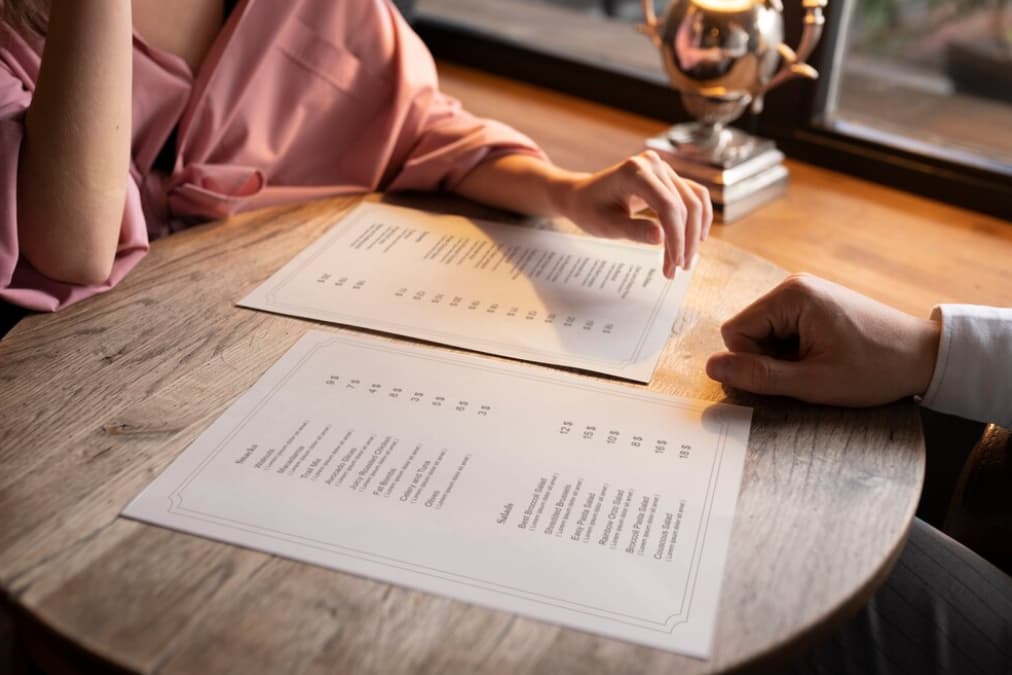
[647,154,689,269]
[570,151,712,277]
[622,152,686,277]
[687,179,713,242]
[606,216,664,244]
[632,151,713,274]
[666,166,703,266]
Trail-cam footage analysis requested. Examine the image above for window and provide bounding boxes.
[414,1,668,85]
[413,0,1012,219]
[822,0,1012,174]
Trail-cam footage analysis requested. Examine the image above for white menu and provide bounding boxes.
[239,202,692,382]
[124,331,751,658]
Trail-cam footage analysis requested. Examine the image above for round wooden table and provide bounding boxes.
[0,195,924,674]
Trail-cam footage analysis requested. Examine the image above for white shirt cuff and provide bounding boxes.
[921,304,1012,427]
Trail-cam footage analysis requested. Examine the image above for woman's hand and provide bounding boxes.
[453,151,712,279]
[552,150,712,278]
[706,274,942,406]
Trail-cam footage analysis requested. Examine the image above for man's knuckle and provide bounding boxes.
[720,323,735,344]
[786,272,814,287]
[782,273,817,297]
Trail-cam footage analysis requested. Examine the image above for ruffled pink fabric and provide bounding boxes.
[0,0,545,311]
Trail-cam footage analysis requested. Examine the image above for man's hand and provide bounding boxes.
[706,274,942,406]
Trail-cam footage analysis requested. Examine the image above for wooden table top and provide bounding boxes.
[0,188,924,673]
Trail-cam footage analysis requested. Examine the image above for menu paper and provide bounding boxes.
[239,202,692,382]
[124,331,751,658]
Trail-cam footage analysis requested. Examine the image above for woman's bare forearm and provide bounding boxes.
[18,0,133,285]
[453,154,579,217]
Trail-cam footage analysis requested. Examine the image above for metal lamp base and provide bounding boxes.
[664,123,774,169]
[647,126,788,223]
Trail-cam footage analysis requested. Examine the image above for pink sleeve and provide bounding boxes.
[381,3,547,193]
[0,48,150,313]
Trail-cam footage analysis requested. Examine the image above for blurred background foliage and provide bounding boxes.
[851,0,1011,67]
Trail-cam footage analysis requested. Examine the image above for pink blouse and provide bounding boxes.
[0,0,544,311]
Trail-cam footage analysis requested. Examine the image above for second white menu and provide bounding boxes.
[124,331,751,659]
[239,203,692,382]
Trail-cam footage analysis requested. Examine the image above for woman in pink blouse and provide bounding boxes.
[0,0,711,312]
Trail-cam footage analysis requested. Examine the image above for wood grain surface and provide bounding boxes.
[0,62,977,674]
[0,191,923,674]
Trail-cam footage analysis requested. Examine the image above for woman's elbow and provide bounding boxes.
[19,221,118,287]
[51,255,115,286]
[30,248,115,286]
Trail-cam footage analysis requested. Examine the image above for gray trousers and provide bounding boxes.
[785,518,1012,674]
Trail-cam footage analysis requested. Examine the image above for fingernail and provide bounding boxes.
[706,359,726,381]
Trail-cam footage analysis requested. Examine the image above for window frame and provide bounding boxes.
[413,0,1012,221]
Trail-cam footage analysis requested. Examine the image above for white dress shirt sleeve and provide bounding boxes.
[920,305,1012,427]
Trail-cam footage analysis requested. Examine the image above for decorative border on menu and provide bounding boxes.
[147,334,739,635]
